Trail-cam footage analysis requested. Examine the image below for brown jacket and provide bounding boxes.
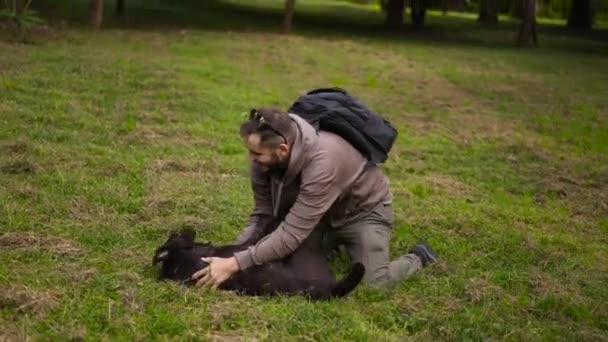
[233,115,392,270]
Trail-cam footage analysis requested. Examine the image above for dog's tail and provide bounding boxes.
[330,263,365,298]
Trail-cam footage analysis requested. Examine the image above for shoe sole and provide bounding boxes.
[416,244,438,264]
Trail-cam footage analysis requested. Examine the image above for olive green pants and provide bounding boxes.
[306,202,422,287]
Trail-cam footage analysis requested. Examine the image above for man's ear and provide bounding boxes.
[278,143,290,156]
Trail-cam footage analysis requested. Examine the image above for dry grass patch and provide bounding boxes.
[0,322,32,342]
[124,125,215,148]
[529,163,608,219]
[463,275,503,304]
[1,141,30,155]
[0,232,81,256]
[148,159,204,173]
[68,196,118,222]
[527,268,571,298]
[0,160,36,175]
[0,285,62,315]
[424,174,476,198]
[64,264,98,284]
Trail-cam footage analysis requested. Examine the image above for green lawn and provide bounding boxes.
[1,0,607,340]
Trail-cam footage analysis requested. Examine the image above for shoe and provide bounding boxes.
[409,242,438,267]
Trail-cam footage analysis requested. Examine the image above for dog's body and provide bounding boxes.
[152,217,365,300]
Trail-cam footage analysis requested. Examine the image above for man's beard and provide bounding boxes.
[258,154,289,178]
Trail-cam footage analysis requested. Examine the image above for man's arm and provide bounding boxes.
[233,157,341,270]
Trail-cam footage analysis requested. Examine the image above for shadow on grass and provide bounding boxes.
[29,0,608,55]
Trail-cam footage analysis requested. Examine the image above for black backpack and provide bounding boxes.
[288,88,398,164]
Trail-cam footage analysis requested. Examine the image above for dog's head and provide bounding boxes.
[153,229,215,284]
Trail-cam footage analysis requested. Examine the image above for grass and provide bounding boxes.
[1,0,607,340]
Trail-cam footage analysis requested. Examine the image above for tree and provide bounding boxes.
[385,0,406,28]
[510,0,524,18]
[282,0,296,33]
[517,0,538,47]
[116,0,125,16]
[568,0,593,29]
[91,0,103,29]
[478,0,499,25]
[411,0,426,28]
[442,0,464,15]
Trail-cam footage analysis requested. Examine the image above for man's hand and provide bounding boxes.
[192,256,240,289]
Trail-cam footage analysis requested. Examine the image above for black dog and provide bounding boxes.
[152,222,365,300]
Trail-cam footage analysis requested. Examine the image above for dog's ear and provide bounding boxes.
[180,228,196,243]
[166,231,179,241]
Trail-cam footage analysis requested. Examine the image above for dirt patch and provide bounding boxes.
[145,196,176,215]
[495,141,608,219]
[0,285,62,315]
[142,169,232,219]
[14,183,37,200]
[96,161,129,177]
[68,196,117,223]
[464,275,503,304]
[527,268,570,297]
[70,268,98,283]
[205,332,259,342]
[1,141,29,155]
[124,125,214,148]
[149,159,202,173]
[61,263,98,283]
[0,232,81,256]
[1,161,35,175]
[531,164,608,218]
[125,126,167,143]
[425,174,475,198]
[371,53,544,148]
[118,287,143,312]
[0,323,31,342]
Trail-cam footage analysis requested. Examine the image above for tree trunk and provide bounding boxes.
[14,0,26,15]
[442,0,464,15]
[91,0,104,29]
[517,0,538,47]
[510,0,524,18]
[410,0,426,28]
[567,0,592,29]
[451,0,464,12]
[385,0,405,28]
[115,0,125,15]
[478,0,498,25]
[282,0,296,33]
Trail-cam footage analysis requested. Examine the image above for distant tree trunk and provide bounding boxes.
[567,0,592,29]
[282,0,296,33]
[511,0,524,18]
[385,0,405,28]
[410,0,426,28]
[442,0,464,15]
[451,0,464,12]
[14,0,26,15]
[478,0,498,25]
[91,0,104,29]
[517,0,538,47]
[115,0,125,15]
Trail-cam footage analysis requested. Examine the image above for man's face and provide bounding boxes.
[244,133,290,172]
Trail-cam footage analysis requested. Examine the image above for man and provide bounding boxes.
[193,107,437,288]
